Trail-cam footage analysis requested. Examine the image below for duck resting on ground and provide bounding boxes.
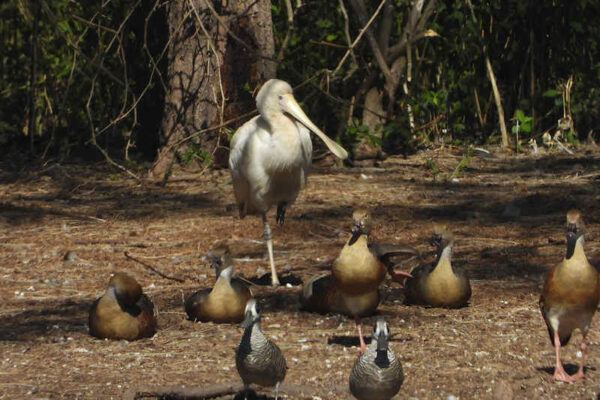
[185,244,252,323]
[89,272,157,340]
[404,224,471,308]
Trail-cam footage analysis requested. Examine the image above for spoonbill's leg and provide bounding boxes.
[276,202,287,226]
[263,214,280,287]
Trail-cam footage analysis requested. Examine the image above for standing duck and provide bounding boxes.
[540,209,600,382]
[332,209,413,351]
[300,273,380,317]
[236,299,287,399]
[349,317,404,400]
[89,272,157,340]
[185,245,252,323]
[404,225,471,308]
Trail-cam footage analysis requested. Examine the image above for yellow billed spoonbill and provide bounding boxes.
[229,79,348,286]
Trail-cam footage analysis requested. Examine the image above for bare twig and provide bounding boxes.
[347,0,395,86]
[337,0,358,74]
[124,252,186,283]
[0,202,107,223]
[386,0,438,62]
[277,0,296,61]
[466,0,508,148]
[333,0,387,75]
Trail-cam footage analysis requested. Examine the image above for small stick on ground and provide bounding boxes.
[124,251,185,283]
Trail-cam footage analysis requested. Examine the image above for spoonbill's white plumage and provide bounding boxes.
[229,79,348,286]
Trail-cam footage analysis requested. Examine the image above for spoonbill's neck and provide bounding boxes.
[265,113,302,144]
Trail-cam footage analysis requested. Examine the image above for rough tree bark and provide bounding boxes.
[149,0,276,179]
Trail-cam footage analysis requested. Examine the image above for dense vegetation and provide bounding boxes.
[1,0,598,170]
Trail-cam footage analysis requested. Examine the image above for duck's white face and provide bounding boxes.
[256,79,348,160]
[373,318,390,351]
[240,298,260,328]
[219,266,233,282]
[566,210,585,259]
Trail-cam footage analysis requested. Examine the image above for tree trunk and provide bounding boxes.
[149,0,275,180]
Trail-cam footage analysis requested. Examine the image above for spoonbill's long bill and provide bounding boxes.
[229,79,348,286]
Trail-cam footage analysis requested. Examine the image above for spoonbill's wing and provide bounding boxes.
[296,122,313,188]
[229,116,260,217]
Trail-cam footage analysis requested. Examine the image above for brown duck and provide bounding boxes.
[185,245,252,323]
[300,273,380,317]
[331,209,413,351]
[539,209,600,382]
[89,272,156,340]
[404,225,471,308]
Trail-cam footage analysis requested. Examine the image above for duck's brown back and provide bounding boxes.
[301,274,380,317]
[89,294,156,340]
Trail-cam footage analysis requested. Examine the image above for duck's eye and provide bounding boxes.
[278,94,284,101]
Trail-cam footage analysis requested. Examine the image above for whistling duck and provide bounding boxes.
[404,225,471,308]
[236,299,287,399]
[349,317,404,400]
[332,209,413,351]
[540,209,600,382]
[89,272,156,340]
[185,245,252,323]
[300,273,380,317]
[229,79,348,286]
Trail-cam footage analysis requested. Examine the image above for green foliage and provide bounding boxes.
[0,0,165,162]
[512,109,533,134]
[2,0,600,165]
[181,144,212,167]
[452,146,473,178]
[345,123,382,148]
[423,156,440,181]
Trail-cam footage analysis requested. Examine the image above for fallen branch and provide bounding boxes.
[123,382,243,400]
[124,251,185,283]
[0,202,107,223]
[554,140,574,155]
[123,382,348,400]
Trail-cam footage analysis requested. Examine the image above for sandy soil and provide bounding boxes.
[1,147,600,400]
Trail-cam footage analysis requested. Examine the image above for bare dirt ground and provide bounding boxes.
[2,147,600,400]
